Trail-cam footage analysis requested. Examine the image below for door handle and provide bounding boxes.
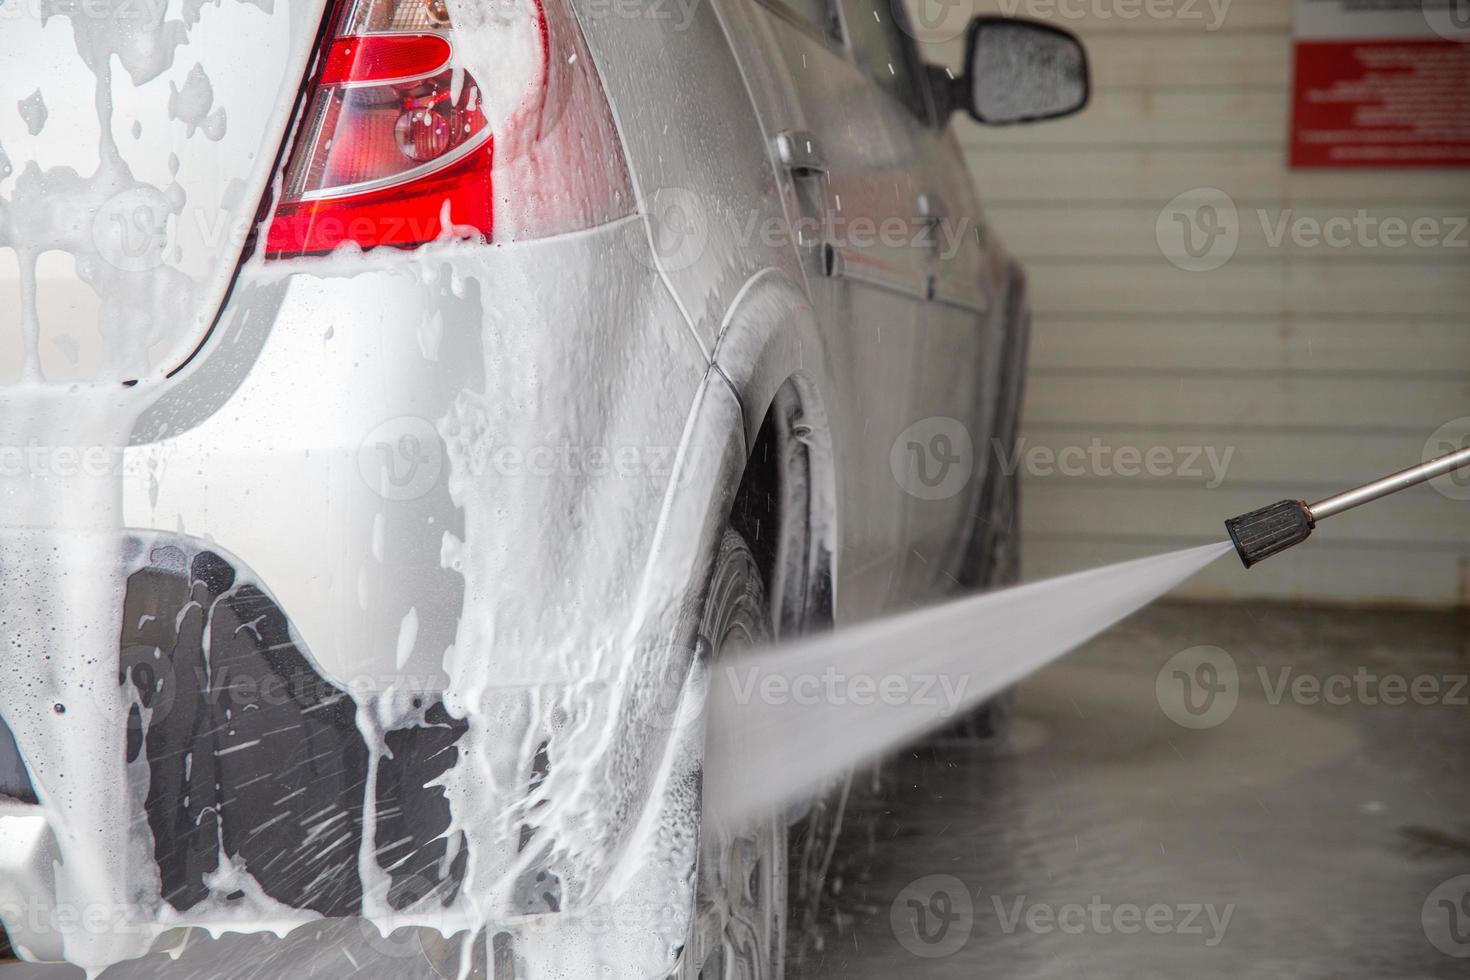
[775,129,832,253]
[916,189,989,312]
[775,129,827,177]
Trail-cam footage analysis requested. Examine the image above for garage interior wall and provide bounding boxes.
[916,0,1470,606]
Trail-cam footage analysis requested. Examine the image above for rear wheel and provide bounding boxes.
[681,530,786,980]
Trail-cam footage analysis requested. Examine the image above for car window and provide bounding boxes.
[840,0,929,120]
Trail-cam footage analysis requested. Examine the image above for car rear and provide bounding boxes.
[0,0,716,974]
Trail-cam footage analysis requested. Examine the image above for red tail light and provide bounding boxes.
[265,0,631,258]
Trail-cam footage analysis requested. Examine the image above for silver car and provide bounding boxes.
[0,0,1085,976]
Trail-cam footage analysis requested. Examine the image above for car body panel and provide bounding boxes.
[575,0,807,355]
[705,0,924,615]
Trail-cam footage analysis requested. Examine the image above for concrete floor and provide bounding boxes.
[790,600,1470,980]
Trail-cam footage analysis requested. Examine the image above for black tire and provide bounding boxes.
[680,530,787,980]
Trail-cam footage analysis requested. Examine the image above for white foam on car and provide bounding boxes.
[0,0,320,972]
[17,91,47,137]
[0,387,148,971]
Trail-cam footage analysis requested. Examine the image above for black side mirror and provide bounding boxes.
[940,17,1090,125]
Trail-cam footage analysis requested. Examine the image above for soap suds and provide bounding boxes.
[0,0,324,970]
[168,64,227,142]
[18,90,47,136]
[395,607,420,670]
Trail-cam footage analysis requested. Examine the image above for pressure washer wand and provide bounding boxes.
[1225,445,1470,567]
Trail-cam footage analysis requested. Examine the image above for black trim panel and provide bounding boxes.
[120,538,467,916]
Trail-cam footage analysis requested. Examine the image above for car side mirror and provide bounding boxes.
[945,17,1089,125]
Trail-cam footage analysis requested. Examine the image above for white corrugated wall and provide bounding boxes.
[918,0,1470,606]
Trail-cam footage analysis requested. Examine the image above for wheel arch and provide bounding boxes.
[713,269,838,640]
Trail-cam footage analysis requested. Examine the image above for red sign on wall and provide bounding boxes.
[1291,1,1470,168]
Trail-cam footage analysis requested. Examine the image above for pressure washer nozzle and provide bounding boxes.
[1226,444,1470,569]
[1225,499,1315,568]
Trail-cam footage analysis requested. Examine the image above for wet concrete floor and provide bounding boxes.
[790,599,1470,980]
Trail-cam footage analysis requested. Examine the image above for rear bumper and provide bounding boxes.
[0,220,725,976]
[0,533,707,976]
[0,531,504,960]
